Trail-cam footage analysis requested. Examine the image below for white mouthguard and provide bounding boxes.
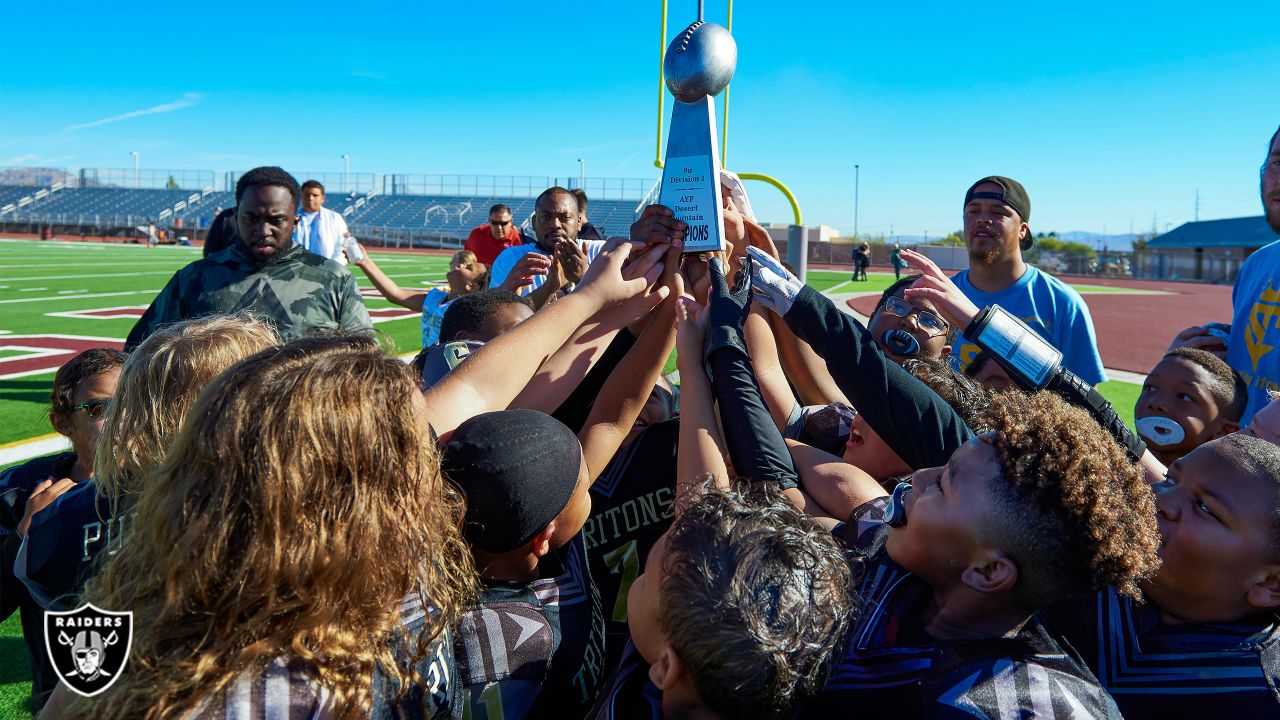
[1137,416,1186,447]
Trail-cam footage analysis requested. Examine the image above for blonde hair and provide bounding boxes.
[450,249,478,266]
[93,314,279,514]
[78,337,475,719]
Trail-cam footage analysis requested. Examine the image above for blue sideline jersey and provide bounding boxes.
[487,241,605,296]
[1229,239,1280,423]
[952,266,1107,385]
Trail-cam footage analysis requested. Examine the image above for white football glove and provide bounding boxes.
[747,246,804,316]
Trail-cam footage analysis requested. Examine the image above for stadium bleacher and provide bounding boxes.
[4,188,644,241]
[0,172,652,245]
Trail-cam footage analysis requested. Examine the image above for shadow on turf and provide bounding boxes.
[0,636,32,686]
[0,380,56,407]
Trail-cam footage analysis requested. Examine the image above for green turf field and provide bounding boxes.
[0,238,444,450]
[0,242,1143,717]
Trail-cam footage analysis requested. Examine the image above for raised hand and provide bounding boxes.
[578,237,669,308]
[675,275,709,359]
[743,216,781,259]
[898,248,980,329]
[721,194,747,256]
[499,252,552,294]
[556,239,590,285]
[1166,325,1228,358]
[747,246,804,316]
[630,204,687,246]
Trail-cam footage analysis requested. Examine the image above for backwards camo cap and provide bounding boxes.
[964,176,1034,251]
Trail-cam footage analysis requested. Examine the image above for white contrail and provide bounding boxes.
[62,92,203,133]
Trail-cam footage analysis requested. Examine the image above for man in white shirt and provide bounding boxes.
[294,179,350,264]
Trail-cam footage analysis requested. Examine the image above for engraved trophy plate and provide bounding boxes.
[659,16,737,253]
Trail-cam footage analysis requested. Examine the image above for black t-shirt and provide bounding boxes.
[584,418,679,674]
[453,533,607,719]
[804,497,1124,719]
[1043,589,1280,719]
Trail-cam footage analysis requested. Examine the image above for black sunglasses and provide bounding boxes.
[73,398,111,419]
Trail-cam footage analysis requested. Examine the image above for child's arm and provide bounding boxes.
[786,439,887,520]
[739,220,849,409]
[770,314,851,407]
[349,248,427,312]
[423,240,669,439]
[703,257,803,500]
[674,287,729,516]
[750,247,974,470]
[743,304,799,431]
[578,269,679,481]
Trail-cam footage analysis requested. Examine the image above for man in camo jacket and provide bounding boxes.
[127,166,372,350]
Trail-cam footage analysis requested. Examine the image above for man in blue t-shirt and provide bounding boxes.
[1169,125,1280,424]
[488,187,604,306]
[1225,126,1280,423]
[950,175,1107,384]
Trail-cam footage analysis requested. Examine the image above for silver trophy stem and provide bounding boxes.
[697,0,704,21]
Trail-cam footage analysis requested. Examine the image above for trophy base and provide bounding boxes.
[659,96,726,254]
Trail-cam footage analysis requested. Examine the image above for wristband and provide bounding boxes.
[964,305,1062,390]
[967,305,1146,461]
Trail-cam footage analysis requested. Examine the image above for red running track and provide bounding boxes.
[846,275,1234,376]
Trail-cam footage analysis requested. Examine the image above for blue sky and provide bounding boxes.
[2,1,1277,238]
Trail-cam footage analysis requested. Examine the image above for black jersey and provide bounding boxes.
[454,532,607,719]
[586,640,662,720]
[804,497,1124,719]
[1043,588,1280,719]
[17,479,130,609]
[371,590,463,719]
[583,418,678,673]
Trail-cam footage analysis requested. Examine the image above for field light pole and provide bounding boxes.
[578,158,585,190]
[342,154,350,193]
[854,164,860,240]
[130,151,140,188]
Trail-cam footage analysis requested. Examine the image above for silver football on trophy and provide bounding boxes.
[664,21,737,103]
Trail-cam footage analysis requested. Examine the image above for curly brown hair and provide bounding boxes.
[984,392,1161,605]
[93,314,280,515]
[77,337,476,719]
[660,478,854,719]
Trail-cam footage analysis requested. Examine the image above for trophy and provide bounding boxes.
[659,6,737,253]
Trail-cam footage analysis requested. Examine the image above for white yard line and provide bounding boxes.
[0,262,192,269]
[0,289,161,304]
[0,435,72,467]
[0,270,182,282]
[19,287,47,292]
